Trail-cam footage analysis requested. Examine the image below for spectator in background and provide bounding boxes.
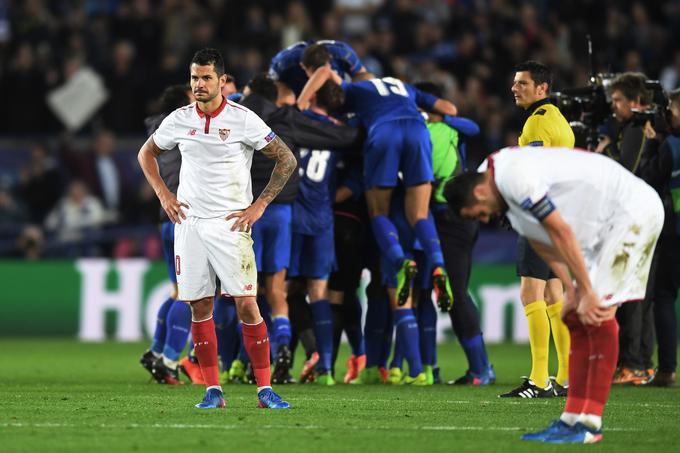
[16,143,62,223]
[0,187,27,234]
[13,225,45,260]
[103,41,144,133]
[44,180,108,243]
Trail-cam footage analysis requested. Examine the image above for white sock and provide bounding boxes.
[257,385,272,393]
[560,412,580,426]
[579,413,602,431]
[162,356,179,370]
[206,385,222,392]
[151,351,161,358]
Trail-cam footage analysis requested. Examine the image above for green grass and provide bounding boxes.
[0,340,678,452]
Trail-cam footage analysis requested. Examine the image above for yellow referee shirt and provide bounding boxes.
[519,98,575,148]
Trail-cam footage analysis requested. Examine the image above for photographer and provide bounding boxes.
[644,88,680,387]
[595,72,661,173]
[596,72,664,385]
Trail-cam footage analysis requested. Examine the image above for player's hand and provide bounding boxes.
[594,136,611,153]
[159,189,189,224]
[226,200,266,233]
[576,289,609,326]
[643,120,657,140]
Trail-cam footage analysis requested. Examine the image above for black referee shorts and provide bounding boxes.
[516,235,556,280]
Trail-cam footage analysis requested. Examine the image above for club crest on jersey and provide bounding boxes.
[219,128,230,141]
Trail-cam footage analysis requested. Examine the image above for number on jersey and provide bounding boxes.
[299,149,331,183]
[369,77,408,97]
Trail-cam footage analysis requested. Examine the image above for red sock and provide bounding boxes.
[583,317,619,416]
[242,320,271,387]
[192,318,220,388]
[563,312,588,414]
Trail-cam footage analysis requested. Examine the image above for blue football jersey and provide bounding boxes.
[268,40,364,95]
[340,77,437,134]
[292,110,340,234]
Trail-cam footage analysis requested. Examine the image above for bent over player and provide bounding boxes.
[138,48,296,410]
[446,147,663,444]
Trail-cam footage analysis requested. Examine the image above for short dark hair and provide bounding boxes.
[246,73,277,103]
[413,81,443,98]
[302,43,331,70]
[190,48,225,76]
[315,81,345,112]
[514,60,552,91]
[443,171,485,216]
[610,72,651,104]
[160,84,190,114]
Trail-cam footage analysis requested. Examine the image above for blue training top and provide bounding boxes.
[340,77,437,135]
[269,40,363,95]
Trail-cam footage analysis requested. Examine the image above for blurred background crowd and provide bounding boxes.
[2,0,680,259]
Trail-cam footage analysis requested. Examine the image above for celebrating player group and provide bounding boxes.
[137,40,664,445]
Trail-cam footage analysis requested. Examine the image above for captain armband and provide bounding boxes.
[521,195,555,221]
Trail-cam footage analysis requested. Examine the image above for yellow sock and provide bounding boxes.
[547,301,570,386]
[524,300,550,389]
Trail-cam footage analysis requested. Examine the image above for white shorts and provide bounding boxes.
[174,216,257,301]
[585,195,664,307]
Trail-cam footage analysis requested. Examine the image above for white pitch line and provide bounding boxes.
[0,422,643,432]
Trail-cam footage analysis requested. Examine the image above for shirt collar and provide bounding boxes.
[195,96,228,119]
[525,97,551,114]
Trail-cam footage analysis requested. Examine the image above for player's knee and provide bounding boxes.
[189,297,213,321]
[520,277,546,305]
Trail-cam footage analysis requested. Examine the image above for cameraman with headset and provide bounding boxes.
[595,72,666,385]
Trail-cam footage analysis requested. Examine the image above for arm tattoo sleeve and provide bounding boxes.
[258,136,297,205]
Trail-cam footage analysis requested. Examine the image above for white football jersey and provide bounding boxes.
[487,147,661,252]
[153,98,275,218]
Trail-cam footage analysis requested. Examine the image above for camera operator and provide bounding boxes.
[595,72,660,173]
[595,72,664,385]
[642,88,680,387]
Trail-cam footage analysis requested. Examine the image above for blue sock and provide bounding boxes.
[309,300,334,372]
[417,299,438,366]
[371,215,405,268]
[460,334,488,376]
[344,299,365,356]
[365,293,389,368]
[389,333,403,369]
[214,296,238,371]
[394,309,423,377]
[272,316,292,352]
[162,300,191,361]
[414,219,444,268]
[150,297,175,354]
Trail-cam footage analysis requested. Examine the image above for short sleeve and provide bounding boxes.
[519,115,551,147]
[152,113,177,151]
[498,161,555,221]
[244,110,276,151]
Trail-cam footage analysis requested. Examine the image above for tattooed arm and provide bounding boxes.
[256,136,297,205]
[227,136,297,232]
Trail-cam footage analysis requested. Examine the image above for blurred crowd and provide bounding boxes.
[2,0,680,258]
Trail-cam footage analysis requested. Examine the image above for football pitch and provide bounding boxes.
[1,340,678,452]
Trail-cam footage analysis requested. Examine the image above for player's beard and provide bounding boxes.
[194,89,218,103]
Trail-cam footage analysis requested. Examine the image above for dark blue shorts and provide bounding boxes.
[289,228,336,279]
[516,235,556,280]
[252,203,292,273]
[364,119,433,189]
[161,221,177,283]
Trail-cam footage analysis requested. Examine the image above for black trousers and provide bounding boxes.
[651,235,680,372]
[434,208,482,340]
[617,244,658,370]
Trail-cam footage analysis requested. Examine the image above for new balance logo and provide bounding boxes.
[244,284,253,291]
[188,129,197,135]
